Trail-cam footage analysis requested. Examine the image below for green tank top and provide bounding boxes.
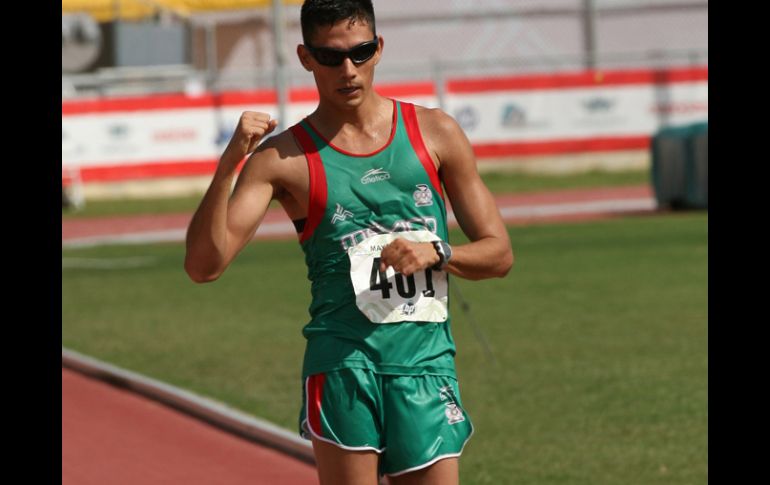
[290,100,457,379]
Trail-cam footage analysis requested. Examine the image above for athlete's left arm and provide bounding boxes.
[380,107,513,280]
[424,107,513,280]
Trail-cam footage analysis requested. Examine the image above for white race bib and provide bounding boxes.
[348,230,448,324]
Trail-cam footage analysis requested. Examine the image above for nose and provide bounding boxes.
[339,57,357,78]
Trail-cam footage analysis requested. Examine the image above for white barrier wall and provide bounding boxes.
[62,67,707,182]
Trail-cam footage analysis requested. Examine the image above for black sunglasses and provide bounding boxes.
[305,38,379,67]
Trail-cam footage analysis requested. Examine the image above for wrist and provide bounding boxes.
[431,240,452,271]
[218,152,244,172]
[427,242,441,267]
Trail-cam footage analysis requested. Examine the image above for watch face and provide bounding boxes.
[443,242,452,260]
[431,241,447,270]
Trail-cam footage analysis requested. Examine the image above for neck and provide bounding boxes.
[311,92,390,132]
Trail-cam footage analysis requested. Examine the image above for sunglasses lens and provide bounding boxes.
[350,43,378,63]
[308,39,378,67]
[313,49,346,66]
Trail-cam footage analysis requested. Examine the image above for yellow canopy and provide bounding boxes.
[62,1,303,22]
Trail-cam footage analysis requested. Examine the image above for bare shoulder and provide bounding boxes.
[413,105,463,138]
[413,105,473,169]
[240,127,306,179]
[236,126,309,210]
[252,128,304,164]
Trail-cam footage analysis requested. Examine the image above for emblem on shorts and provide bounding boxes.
[413,184,433,207]
[439,386,465,425]
[331,203,353,224]
[361,167,391,184]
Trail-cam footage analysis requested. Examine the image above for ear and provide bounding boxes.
[297,44,312,71]
[374,35,384,65]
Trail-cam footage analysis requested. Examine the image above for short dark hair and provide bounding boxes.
[300,0,376,46]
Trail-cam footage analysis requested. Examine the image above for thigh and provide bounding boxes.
[312,436,381,485]
[386,457,458,485]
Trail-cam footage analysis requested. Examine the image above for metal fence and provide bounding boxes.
[62,0,708,99]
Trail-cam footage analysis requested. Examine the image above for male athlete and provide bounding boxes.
[185,1,513,483]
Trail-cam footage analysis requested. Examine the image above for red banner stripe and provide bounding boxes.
[447,67,708,93]
[472,136,651,158]
[70,160,219,182]
[63,67,705,115]
[61,136,655,183]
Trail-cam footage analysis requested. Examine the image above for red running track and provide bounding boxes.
[62,368,318,485]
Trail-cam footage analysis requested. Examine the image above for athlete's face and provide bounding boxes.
[297,19,383,109]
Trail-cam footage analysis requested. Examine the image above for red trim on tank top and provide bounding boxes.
[290,123,328,243]
[401,102,444,199]
[307,373,326,437]
[303,99,398,158]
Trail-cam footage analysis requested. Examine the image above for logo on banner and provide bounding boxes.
[107,123,130,139]
[101,123,138,156]
[582,97,615,113]
[61,128,85,158]
[651,101,709,115]
[501,103,527,128]
[215,125,232,146]
[153,128,197,142]
[575,96,625,127]
[454,106,479,131]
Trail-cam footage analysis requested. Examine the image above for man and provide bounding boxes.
[185,1,513,483]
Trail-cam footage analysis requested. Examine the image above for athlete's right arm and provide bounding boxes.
[184,112,278,283]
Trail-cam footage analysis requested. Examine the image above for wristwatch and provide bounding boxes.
[431,240,452,271]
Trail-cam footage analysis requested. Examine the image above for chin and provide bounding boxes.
[335,92,365,109]
[342,96,364,108]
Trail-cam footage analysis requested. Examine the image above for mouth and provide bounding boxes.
[337,86,361,96]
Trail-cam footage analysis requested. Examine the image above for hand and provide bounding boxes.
[379,239,440,276]
[221,111,278,169]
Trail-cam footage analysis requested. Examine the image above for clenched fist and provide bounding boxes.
[379,239,441,276]
[221,111,278,169]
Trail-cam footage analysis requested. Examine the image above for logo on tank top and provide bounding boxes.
[360,167,391,184]
[439,386,465,425]
[413,184,433,207]
[339,217,438,251]
[331,203,354,225]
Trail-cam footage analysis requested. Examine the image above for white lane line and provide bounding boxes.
[62,197,656,248]
[498,197,656,218]
[62,256,158,269]
[63,229,188,249]
[444,197,655,224]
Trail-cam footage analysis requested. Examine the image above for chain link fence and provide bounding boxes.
[62,0,707,98]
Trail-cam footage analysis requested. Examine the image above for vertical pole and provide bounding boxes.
[272,0,288,132]
[69,166,86,210]
[205,20,218,90]
[582,0,597,70]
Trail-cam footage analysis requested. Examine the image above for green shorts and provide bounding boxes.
[298,368,474,476]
